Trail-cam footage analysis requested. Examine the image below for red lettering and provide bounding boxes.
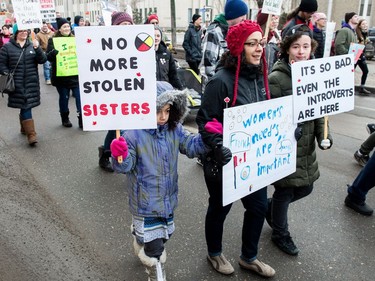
[131,103,140,114]
[121,103,130,115]
[92,104,98,116]
[83,104,92,116]
[141,103,150,114]
[99,104,108,115]
[109,104,118,114]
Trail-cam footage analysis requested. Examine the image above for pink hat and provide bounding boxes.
[312,12,327,23]
[226,20,270,104]
[111,12,133,25]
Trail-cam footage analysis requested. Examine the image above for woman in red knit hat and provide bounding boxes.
[196,20,275,278]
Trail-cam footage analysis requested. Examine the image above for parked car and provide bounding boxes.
[364,41,374,60]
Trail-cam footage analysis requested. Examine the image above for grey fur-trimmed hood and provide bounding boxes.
[157,88,190,122]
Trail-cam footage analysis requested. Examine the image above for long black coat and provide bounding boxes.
[0,38,47,109]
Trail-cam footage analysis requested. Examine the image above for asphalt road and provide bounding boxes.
[0,61,375,281]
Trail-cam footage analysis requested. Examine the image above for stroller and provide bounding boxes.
[176,67,202,110]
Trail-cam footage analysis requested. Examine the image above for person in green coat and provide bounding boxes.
[267,24,333,256]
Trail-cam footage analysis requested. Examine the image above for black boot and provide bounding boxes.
[98,146,114,172]
[60,112,72,127]
[78,112,83,129]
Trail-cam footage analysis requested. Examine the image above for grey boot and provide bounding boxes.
[138,248,166,281]
[60,111,72,127]
[98,146,114,172]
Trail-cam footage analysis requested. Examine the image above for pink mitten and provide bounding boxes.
[205,118,223,134]
[110,136,128,159]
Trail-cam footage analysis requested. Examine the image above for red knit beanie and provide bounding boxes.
[147,14,159,23]
[226,20,270,105]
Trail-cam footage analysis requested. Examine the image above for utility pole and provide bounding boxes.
[170,0,176,47]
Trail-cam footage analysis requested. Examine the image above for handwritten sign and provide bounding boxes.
[348,43,365,63]
[291,55,354,123]
[75,25,157,131]
[262,0,283,15]
[12,0,43,30]
[40,0,56,23]
[222,96,297,206]
[53,37,78,77]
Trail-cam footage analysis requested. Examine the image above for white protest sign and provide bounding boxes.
[348,43,365,63]
[262,0,283,15]
[75,25,157,131]
[291,55,354,123]
[222,96,297,206]
[323,22,336,58]
[40,0,56,23]
[12,0,43,30]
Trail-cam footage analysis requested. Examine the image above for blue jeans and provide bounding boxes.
[43,61,51,81]
[347,153,375,203]
[203,164,267,261]
[20,108,32,120]
[55,86,81,114]
[271,184,313,238]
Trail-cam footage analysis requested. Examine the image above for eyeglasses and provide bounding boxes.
[244,39,266,48]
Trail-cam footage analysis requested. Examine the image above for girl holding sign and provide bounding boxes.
[110,81,208,281]
[196,20,275,278]
[267,24,333,256]
[46,18,82,128]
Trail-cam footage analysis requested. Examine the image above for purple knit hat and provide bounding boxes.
[111,12,133,25]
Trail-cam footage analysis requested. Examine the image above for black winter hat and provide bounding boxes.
[299,0,318,13]
[57,18,70,30]
[192,14,201,23]
[74,15,83,25]
[345,12,356,23]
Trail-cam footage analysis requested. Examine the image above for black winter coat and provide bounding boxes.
[196,65,266,148]
[182,23,202,62]
[155,42,183,90]
[313,25,325,59]
[46,33,79,88]
[0,38,47,109]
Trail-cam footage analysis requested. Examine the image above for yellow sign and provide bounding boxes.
[53,37,78,77]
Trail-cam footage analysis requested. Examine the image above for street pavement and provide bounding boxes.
[0,59,375,280]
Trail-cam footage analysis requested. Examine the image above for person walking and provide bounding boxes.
[354,123,375,167]
[200,0,249,80]
[110,81,208,281]
[355,18,371,94]
[36,21,54,85]
[267,24,333,256]
[312,12,327,58]
[281,0,318,38]
[46,18,82,128]
[154,25,183,90]
[196,20,275,278]
[97,11,134,172]
[345,152,375,216]
[0,24,12,48]
[0,25,47,145]
[183,14,202,75]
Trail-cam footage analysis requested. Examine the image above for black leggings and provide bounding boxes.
[355,58,369,86]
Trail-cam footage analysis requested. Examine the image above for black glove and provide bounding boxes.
[52,49,59,56]
[214,142,232,166]
[294,126,303,141]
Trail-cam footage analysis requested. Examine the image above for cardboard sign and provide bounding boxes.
[222,96,297,206]
[348,43,365,63]
[323,22,336,58]
[291,55,355,123]
[75,25,157,131]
